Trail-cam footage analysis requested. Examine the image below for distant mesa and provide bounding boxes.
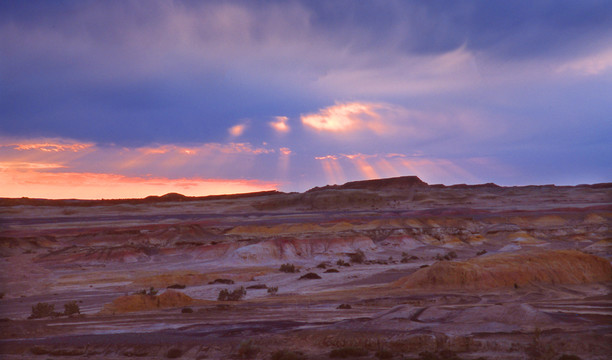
[144,192,189,202]
[307,175,428,192]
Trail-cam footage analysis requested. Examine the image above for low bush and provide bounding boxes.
[279,263,298,273]
[436,252,458,261]
[167,284,186,289]
[237,340,258,359]
[29,302,56,319]
[316,262,327,269]
[247,284,267,289]
[181,307,193,313]
[337,304,351,309]
[336,259,350,267]
[209,278,234,285]
[63,301,80,316]
[30,346,50,355]
[375,350,394,359]
[476,250,487,256]
[166,348,183,358]
[558,355,582,360]
[324,268,339,273]
[267,286,278,295]
[218,286,246,301]
[299,272,321,280]
[135,287,158,296]
[270,349,307,360]
[348,250,365,264]
[329,347,368,358]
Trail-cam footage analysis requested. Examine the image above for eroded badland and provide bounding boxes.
[0,176,610,359]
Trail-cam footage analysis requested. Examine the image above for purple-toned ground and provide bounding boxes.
[0,177,610,359]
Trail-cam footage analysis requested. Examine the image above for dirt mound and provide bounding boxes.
[100,290,195,314]
[395,250,612,290]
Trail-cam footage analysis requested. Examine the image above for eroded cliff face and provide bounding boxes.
[0,177,610,359]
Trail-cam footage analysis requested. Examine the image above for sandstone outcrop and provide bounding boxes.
[395,250,612,289]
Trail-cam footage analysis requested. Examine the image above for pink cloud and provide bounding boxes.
[9,140,94,152]
[269,116,290,133]
[228,123,247,137]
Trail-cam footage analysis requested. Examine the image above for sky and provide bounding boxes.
[1,0,611,199]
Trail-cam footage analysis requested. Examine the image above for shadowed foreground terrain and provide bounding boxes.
[0,176,611,359]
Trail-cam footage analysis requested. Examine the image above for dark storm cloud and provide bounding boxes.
[300,0,612,58]
[2,0,611,144]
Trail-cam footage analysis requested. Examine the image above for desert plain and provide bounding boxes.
[0,176,610,359]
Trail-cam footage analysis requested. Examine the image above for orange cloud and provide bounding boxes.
[0,169,277,199]
[228,123,247,137]
[269,116,290,133]
[301,102,389,134]
[10,140,94,152]
[0,162,65,170]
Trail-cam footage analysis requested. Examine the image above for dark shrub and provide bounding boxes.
[446,251,457,260]
[476,250,487,256]
[247,284,267,289]
[166,348,183,358]
[63,301,80,316]
[279,263,297,273]
[237,340,258,359]
[316,262,327,269]
[0,292,4,299]
[209,278,234,285]
[558,355,582,360]
[329,347,368,358]
[299,272,321,280]
[337,304,351,309]
[375,350,394,359]
[348,250,365,264]
[181,307,193,313]
[167,284,186,289]
[267,286,278,295]
[270,349,307,360]
[30,346,49,355]
[324,268,339,273]
[418,352,438,360]
[218,287,246,301]
[438,349,461,360]
[29,302,55,319]
[336,259,350,267]
[419,264,429,268]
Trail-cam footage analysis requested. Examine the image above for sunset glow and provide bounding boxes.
[0,169,276,200]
